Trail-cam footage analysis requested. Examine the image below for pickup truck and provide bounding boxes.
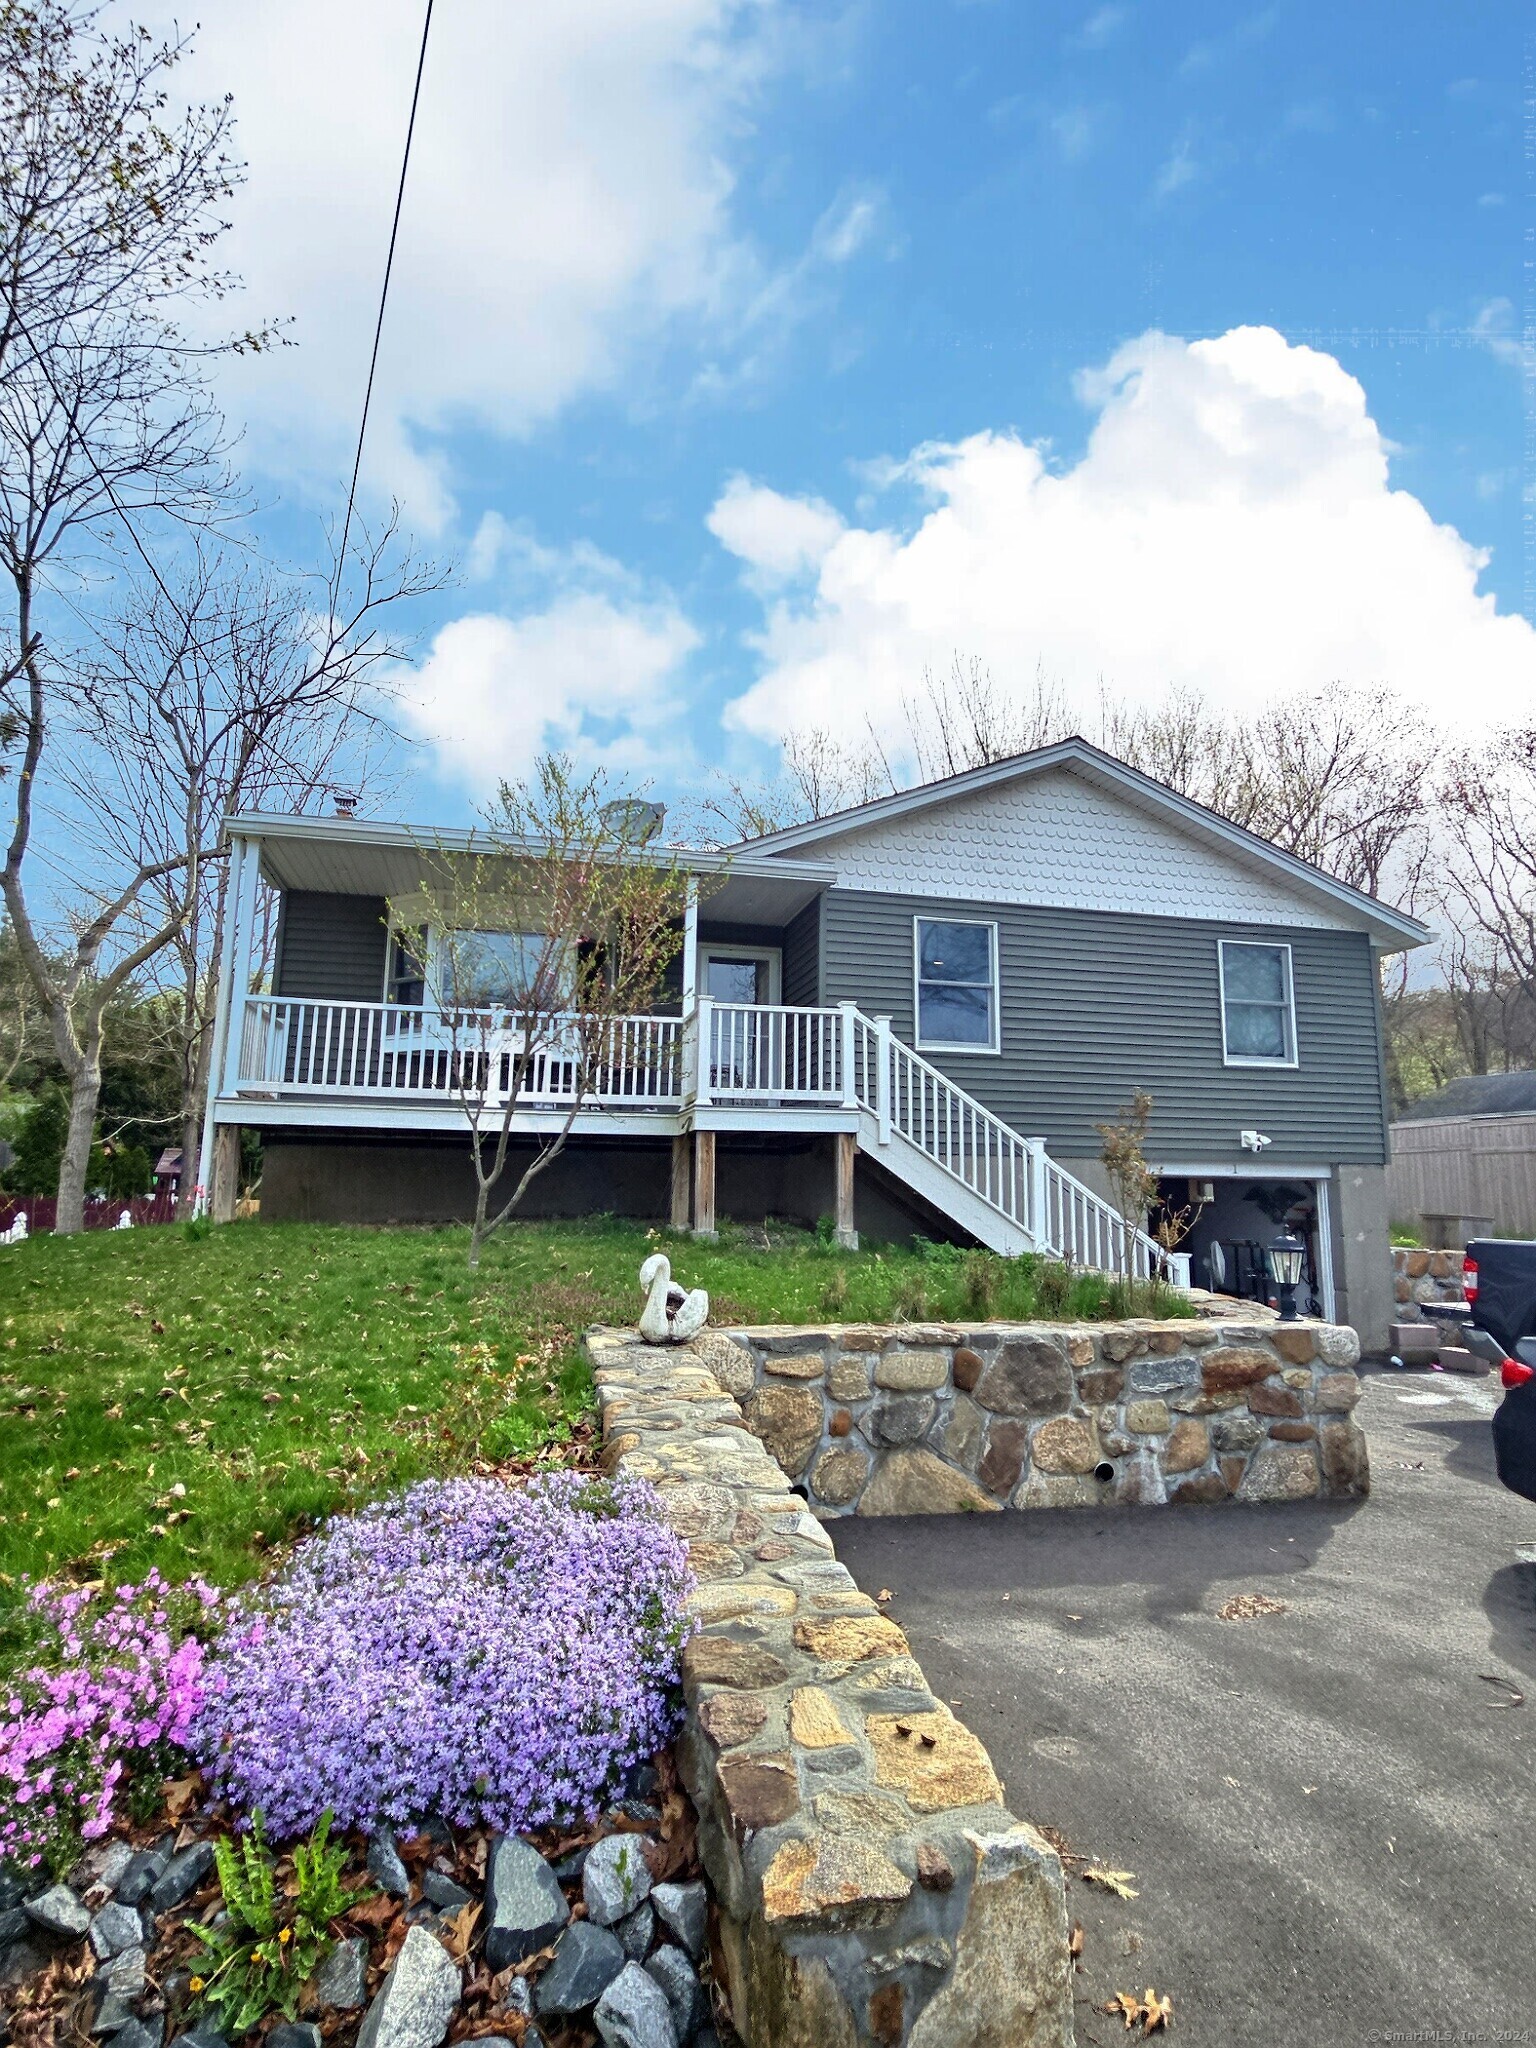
[1422,1239,1536,1503]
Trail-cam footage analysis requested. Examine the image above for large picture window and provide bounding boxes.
[914,917,999,1052]
[441,931,575,1010]
[1219,941,1297,1066]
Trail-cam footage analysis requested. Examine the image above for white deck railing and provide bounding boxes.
[238,997,683,1107]
[234,992,1166,1275]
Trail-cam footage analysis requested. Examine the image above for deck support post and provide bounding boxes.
[211,1124,241,1224]
[670,1134,691,1230]
[834,1131,858,1250]
[692,1130,717,1239]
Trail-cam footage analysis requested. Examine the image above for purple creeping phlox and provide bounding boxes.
[194,1473,695,1839]
[0,1572,219,1873]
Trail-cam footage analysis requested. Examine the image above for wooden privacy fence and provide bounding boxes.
[1387,1113,1536,1238]
[0,1191,178,1235]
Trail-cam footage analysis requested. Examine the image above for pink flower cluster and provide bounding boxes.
[0,1572,219,1872]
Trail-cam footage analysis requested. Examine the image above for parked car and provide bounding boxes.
[1423,1239,1536,1503]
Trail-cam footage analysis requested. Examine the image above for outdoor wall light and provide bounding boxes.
[1268,1229,1306,1322]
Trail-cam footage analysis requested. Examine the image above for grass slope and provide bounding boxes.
[0,1216,1182,1597]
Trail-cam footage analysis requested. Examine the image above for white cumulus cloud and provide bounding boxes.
[397,594,699,797]
[719,324,1536,751]
[143,0,790,526]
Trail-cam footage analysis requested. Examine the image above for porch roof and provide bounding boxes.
[226,812,835,928]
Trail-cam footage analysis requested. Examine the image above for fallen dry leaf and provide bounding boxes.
[1084,1866,1139,1901]
[1107,1991,1146,2030]
[1216,1592,1288,1622]
[1142,1987,1174,2032]
[1069,1921,1085,1962]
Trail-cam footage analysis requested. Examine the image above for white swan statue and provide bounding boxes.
[638,1252,709,1345]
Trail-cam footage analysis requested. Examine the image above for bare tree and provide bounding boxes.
[0,1,270,1228]
[904,655,1071,781]
[390,759,692,1268]
[1102,684,1430,900]
[64,536,431,1214]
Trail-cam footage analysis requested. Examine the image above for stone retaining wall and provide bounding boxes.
[587,1329,1075,2048]
[1391,1247,1466,1322]
[679,1317,1367,1515]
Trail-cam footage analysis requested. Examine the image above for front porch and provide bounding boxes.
[200,820,1174,1277]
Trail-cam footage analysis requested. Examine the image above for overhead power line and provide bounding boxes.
[331,0,436,612]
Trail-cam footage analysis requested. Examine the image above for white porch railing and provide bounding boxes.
[237,996,683,1107]
[233,992,1167,1275]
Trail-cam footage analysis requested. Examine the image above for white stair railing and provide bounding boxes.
[845,1010,1166,1279]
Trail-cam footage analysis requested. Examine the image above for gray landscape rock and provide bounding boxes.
[90,1903,146,1961]
[168,2024,227,2048]
[25,1883,90,1940]
[533,1922,626,2016]
[355,1925,460,2048]
[113,1852,169,1909]
[484,1835,569,1972]
[593,1962,679,2048]
[420,1872,472,1913]
[267,2025,322,2048]
[0,1871,24,1911]
[649,1882,706,1961]
[147,1843,215,1914]
[498,1976,532,2018]
[92,1944,147,2032]
[645,1947,706,2040]
[582,1835,655,1927]
[93,1843,135,1895]
[366,1829,410,1898]
[313,1934,368,2008]
[614,1900,654,1961]
[110,2018,164,2048]
[0,1903,30,1948]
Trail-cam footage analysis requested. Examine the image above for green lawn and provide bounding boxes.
[0,1215,1180,1602]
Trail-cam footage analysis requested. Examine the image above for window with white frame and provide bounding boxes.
[1219,941,1296,1065]
[439,931,577,1010]
[914,917,999,1051]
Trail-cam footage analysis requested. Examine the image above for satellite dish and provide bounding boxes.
[600,799,666,846]
[1207,1241,1227,1289]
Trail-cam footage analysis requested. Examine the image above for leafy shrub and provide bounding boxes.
[960,1251,1001,1318]
[1034,1259,1074,1316]
[194,1473,694,1839]
[0,1573,219,1873]
[190,1809,362,2034]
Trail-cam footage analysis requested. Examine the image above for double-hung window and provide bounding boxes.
[914,917,999,1053]
[1219,941,1297,1066]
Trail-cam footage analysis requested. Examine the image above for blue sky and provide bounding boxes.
[159,0,1531,825]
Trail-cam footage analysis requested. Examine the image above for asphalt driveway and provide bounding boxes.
[833,1369,1536,2047]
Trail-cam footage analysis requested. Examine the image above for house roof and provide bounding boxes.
[224,812,837,927]
[727,735,1432,952]
[1395,1071,1536,1123]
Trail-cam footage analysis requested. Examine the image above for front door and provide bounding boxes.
[702,947,781,1094]
[703,947,780,1005]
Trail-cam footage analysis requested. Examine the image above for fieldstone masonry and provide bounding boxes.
[1391,1247,1466,1322]
[586,1331,1075,2048]
[656,1317,1368,1516]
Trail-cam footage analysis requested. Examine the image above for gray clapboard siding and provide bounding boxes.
[274,892,390,1002]
[782,898,821,1007]
[818,888,1388,1164]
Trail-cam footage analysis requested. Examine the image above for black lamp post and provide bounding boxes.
[1269,1229,1306,1322]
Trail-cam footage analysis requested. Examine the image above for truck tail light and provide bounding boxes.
[1462,1254,1478,1303]
[1501,1358,1535,1390]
